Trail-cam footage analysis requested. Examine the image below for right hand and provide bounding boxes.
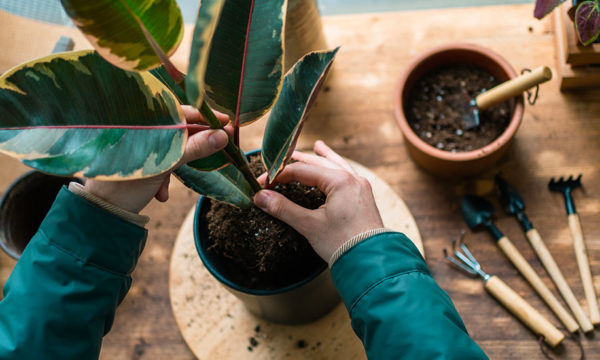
[254,141,384,262]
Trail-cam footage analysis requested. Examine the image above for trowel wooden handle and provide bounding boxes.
[568,214,600,324]
[484,276,564,347]
[475,66,552,110]
[526,228,591,332]
[497,237,578,333]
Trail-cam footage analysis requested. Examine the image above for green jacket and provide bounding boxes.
[0,188,486,359]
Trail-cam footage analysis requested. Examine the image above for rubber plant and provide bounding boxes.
[535,0,600,46]
[0,0,338,209]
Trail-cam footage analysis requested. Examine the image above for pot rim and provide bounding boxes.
[193,149,328,296]
[393,42,524,162]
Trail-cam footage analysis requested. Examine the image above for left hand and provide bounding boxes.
[82,105,232,213]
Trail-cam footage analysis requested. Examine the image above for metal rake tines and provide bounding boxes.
[443,233,490,280]
[548,174,582,192]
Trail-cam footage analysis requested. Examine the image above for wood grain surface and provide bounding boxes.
[1,4,599,359]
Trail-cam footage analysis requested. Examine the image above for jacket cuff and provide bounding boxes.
[39,187,147,275]
[68,182,150,227]
[328,228,395,267]
[330,232,429,314]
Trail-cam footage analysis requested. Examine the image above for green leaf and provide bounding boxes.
[204,0,286,128]
[186,0,226,108]
[174,163,253,208]
[187,152,231,171]
[60,0,184,71]
[575,1,600,46]
[0,50,186,180]
[150,65,187,104]
[262,48,339,185]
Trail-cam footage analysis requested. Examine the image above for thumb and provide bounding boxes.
[254,190,314,232]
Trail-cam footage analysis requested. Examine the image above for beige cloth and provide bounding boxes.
[68,182,149,228]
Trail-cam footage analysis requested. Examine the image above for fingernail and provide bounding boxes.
[208,130,228,149]
[254,191,271,209]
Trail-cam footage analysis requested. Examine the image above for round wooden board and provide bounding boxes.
[169,159,423,359]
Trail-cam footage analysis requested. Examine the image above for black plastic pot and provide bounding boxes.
[193,151,340,324]
[0,171,81,259]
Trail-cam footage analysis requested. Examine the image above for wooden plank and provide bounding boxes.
[0,4,598,360]
[555,2,600,66]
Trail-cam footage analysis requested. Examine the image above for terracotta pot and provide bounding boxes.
[393,43,525,177]
[193,150,340,325]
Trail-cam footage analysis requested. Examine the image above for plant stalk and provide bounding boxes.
[199,101,262,193]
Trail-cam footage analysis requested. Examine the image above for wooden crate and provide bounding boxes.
[553,2,600,90]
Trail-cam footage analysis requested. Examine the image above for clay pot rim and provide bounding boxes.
[193,149,328,296]
[393,42,524,162]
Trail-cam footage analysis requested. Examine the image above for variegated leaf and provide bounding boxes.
[60,0,184,71]
[174,163,253,208]
[186,0,226,108]
[0,50,186,180]
[262,48,339,185]
[205,0,287,128]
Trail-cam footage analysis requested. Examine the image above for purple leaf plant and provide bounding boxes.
[534,0,600,46]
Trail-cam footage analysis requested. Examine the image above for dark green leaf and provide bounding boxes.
[150,65,187,104]
[205,0,286,127]
[174,163,253,208]
[0,50,186,179]
[262,48,339,185]
[60,0,184,71]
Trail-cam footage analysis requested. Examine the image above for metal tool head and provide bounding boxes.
[461,194,495,229]
[443,231,490,281]
[548,174,582,215]
[462,98,480,130]
[494,174,525,215]
[548,174,582,193]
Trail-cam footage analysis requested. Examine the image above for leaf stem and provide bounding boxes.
[199,101,262,193]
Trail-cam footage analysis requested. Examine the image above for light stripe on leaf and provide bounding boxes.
[0,50,186,180]
[174,163,253,208]
[205,0,287,127]
[262,48,339,185]
[60,0,184,71]
[575,1,600,46]
[186,0,226,108]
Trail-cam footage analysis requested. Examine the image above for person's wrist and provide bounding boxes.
[83,181,144,213]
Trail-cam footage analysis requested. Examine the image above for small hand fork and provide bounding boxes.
[549,175,600,325]
[444,234,564,347]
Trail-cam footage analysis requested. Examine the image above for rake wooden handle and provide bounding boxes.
[497,236,578,333]
[484,276,564,347]
[568,214,600,325]
[526,228,592,332]
[475,66,552,110]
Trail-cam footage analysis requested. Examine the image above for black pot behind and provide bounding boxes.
[0,171,81,259]
[194,196,341,325]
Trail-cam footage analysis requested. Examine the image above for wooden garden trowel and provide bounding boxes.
[462,66,552,129]
[495,175,591,332]
[461,195,578,331]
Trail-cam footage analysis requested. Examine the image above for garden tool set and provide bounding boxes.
[461,194,579,332]
[458,174,600,338]
[444,236,564,347]
[462,66,552,129]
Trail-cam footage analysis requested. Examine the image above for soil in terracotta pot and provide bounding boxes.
[204,154,325,290]
[406,64,514,152]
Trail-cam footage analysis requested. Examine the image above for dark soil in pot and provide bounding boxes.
[203,154,325,290]
[406,64,515,152]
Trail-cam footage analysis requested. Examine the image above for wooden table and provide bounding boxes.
[1,4,599,359]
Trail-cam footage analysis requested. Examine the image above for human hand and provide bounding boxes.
[253,140,384,262]
[83,105,231,213]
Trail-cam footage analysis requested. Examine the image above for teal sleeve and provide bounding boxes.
[0,187,147,360]
[331,232,488,360]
